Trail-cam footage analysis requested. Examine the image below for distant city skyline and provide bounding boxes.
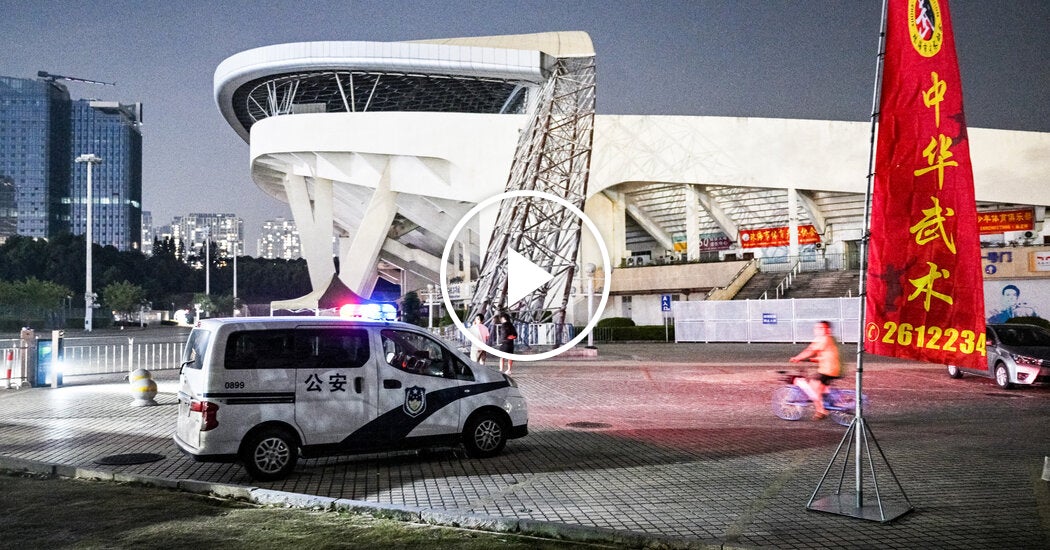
[3,1,1048,247]
[144,211,300,260]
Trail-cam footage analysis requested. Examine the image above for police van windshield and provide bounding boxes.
[181,329,211,370]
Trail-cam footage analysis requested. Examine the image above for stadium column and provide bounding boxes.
[684,184,701,262]
[340,165,398,297]
[284,174,337,293]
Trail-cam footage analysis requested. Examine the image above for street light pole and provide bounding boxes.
[75,154,102,332]
[585,263,596,348]
[233,242,238,313]
[205,227,210,296]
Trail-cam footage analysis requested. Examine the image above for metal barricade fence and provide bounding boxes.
[2,333,188,380]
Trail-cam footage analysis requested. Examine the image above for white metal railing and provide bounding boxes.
[762,258,802,300]
[673,297,862,344]
[1,336,186,381]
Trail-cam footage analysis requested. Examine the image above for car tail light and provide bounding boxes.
[189,399,219,431]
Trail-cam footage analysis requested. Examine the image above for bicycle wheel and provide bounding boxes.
[772,386,806,421]
[828,390,857,426]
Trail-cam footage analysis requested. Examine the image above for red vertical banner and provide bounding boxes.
[865,0,986,369]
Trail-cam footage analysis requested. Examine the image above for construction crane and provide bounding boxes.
[37,71,115,87]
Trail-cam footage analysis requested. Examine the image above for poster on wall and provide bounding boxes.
[984,279,1049,324]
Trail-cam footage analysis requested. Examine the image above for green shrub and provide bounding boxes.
[583,324,673,341]
[608,325,673,341]
[597,317,635,328]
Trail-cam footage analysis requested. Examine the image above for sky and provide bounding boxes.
[2,0,1048,251]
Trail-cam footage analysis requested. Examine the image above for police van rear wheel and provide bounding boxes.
[241,427,298,481]
[463,413,507,458]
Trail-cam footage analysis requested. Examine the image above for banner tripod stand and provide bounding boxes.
[806,0,912,522]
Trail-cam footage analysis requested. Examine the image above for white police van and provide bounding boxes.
[174,316,528,481]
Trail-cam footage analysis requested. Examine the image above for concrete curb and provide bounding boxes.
[0,454,752,549]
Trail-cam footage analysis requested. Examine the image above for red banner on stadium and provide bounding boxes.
[865,0,986,369]
[739,225,820,249]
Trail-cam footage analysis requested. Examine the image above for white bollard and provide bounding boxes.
[129,368,157,407]
[4,349,11,389]
[1042,456,1050,482]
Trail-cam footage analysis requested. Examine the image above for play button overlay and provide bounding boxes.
[506,249,554,305]
[439,190,611,362]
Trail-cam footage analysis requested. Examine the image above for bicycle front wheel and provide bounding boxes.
[772,386,806,421]
[829,391,858,426]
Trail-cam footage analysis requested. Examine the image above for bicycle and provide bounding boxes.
[771,370,868,427]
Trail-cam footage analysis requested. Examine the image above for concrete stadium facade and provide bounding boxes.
[214,32,1050,323]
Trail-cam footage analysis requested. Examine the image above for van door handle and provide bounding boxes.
[354,376,363,393]
[383,379,402,389]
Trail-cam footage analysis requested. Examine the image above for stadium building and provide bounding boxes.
[213,32,1050,327]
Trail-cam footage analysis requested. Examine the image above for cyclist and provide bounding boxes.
[789,320,842,419]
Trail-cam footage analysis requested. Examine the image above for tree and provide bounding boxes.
[102,281,146,322]
[192,293,217,318]
[0,278,73,329]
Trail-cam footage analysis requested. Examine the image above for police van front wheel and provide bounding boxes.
[241,427,298,481]
[463,412,508,458]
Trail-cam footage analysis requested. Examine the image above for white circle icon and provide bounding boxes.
[439,190,611,362]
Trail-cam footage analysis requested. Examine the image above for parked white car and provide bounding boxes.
[947,323,1050,389]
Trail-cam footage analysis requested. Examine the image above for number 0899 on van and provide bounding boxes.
[174,317,528,481]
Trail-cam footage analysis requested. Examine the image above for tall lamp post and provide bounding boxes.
[204,227,210,296]
[585,263,596,348]
[75,154,102,332]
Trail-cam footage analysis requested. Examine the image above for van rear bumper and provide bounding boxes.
[173,434,238,463]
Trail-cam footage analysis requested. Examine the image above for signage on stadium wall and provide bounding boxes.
[739,225,820,249]
[672,233,687,253]
[698,232,733,252]
[977,208,1034,234]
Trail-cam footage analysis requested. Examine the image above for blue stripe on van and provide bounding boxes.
[336,380,510,448]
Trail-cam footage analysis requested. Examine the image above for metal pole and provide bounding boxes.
[205,228,210,296]
[585,263,595,347]
[427,285,434,329]
[233,242,238,304]
[852,0,890,507]
[75,154,101,332]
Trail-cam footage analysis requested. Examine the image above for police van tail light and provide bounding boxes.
[190,399,219,431]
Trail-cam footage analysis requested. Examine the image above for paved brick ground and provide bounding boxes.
[1,342,1049,548]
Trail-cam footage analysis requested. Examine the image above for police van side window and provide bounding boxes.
[225,329,371,370]
[380,329,474,381]
[225,330,296,370]
[300,329,370,369]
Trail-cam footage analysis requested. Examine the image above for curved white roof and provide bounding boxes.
[214,33,591,141]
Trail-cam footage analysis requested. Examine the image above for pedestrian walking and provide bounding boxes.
[498,313,517,374]
[468,314,490,365]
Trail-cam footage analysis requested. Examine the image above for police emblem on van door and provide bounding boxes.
[404,386,426,417]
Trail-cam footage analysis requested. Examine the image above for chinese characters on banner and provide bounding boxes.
[865,0,986,369]
[740,225,821,249]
